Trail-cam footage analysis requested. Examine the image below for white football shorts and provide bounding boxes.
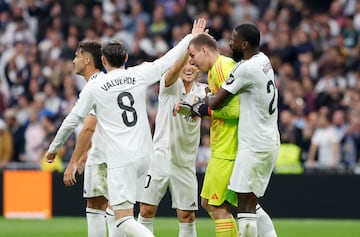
[140,149,198,211]
[228,146,280,198]
[108,155,150,209]
[83,162,108,199]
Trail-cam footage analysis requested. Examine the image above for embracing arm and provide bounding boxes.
[207,87,234,110]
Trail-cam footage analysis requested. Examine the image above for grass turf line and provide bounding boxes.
[0,217,360,237]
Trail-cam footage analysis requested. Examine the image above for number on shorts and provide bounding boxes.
[144,174,151,189]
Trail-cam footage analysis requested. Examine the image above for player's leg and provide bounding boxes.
[138,203,158,232]
[256,204,277,237]
[225,189,277,237]
[170,163,198,237]
[177,209,197,237]
[108,163,154,237]
[86,196,108,237]
[237,193,258,237]
[201,158,237,237]
[105,205,124,237]
[230,148,279,237]
[114,206,154,237]
[84,163,108,237]
[138,150,169,233]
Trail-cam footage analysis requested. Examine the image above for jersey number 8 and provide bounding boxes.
[117,92,138,127]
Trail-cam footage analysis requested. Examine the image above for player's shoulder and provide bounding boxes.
[219,55,236,67]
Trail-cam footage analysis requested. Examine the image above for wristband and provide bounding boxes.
[198,103,210,116]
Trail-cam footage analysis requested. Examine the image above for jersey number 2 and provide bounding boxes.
[117,92,137,127]
[267,80,276,115]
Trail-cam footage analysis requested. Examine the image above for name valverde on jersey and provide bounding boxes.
[100,77,136,91]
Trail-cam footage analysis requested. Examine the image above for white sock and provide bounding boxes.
[137,214,154,233]
[256,204,277,237]
[237,213,257,237]
[179,222,197,237]
[106,208,125,237]
[116,216,154,237]
[86,208,106,237]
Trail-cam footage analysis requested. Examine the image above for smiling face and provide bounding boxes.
[180,58,199,83]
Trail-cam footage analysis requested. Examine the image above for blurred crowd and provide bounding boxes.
[0,0,360,174]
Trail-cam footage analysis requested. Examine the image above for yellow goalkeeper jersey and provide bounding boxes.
[208,55,239,160]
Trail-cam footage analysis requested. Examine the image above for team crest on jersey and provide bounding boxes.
[193,96,201,103]
[226,73,235,85]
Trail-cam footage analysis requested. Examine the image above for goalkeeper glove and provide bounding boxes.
[173,101,211,118]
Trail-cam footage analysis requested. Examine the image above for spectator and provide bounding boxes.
[0,118,13,169]
[305,108,343,173]
[3,108,25,162]
[23,107,46,166]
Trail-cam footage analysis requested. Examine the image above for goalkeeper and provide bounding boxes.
[176,33,277,237]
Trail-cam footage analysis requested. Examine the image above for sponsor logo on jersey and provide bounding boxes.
[225,74,234,85]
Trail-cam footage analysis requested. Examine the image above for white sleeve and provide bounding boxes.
[48,112,83,153]
[160,74,180,95]
[222,64,252,94]
[138,34,192,85]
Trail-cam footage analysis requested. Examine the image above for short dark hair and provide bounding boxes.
[101,41,127,67]
[234,24,260,48]
[189,34,217,51]
[78,40,102,70]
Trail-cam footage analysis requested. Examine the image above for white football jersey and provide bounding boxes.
[222,52,280,151]
[69,35,193,167]
[153,76,207,167]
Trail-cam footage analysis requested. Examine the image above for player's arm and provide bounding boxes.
[174,87,238,119]
[207,87,234,110]
[46,112,84,162]
[209,93,239,119]
[142,18,207,85]
[164,52,189,87]
[63,114,96,187]
[47,84,93,163]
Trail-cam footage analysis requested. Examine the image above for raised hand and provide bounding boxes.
[191,18,208,37]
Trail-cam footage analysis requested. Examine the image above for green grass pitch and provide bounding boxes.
[0,217,360,237]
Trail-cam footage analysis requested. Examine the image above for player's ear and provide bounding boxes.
[101,55,106,65]
[124,53,129,64]
[201,46,207,55]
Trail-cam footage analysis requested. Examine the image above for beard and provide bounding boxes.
[231,49,243,62]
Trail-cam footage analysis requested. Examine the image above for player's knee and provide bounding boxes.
[87,196,108,210]
[139,203,157,218]
[177,210,195,223]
